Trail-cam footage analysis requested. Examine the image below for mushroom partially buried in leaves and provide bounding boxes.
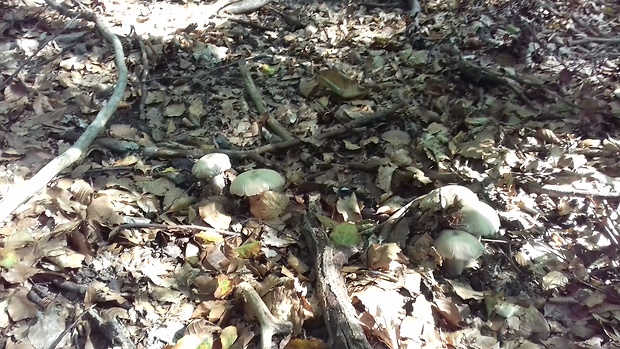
[419,185,480,210]
[192,153,232,195]
[434,229,485,277]
[230,169,288,220]
[455,201,501,238]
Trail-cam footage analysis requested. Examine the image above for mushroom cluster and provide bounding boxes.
[191,154,288,220]
[425,185,501,276]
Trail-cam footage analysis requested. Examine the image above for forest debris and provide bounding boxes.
[0,0,128,222]
[236,281,293,349]
[302,210,374,349]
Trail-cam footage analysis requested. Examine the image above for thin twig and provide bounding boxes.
[47,305,95,349]
[113,222,241,236]
[145,102,408,160]
[130,26,149,120]
[238,58,295,141]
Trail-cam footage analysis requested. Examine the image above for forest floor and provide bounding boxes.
[1,0,620,348]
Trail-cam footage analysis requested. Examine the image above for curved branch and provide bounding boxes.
[0,0,128,222]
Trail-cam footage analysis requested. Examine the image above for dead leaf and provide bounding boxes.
[199,199,232,230]
[317,68,367,99]
[336,192,362,222]
[87,196,123,226]
[249,191,288,220]
[366,243,409,271]
[433,297,462,328]
[164,103,186,117]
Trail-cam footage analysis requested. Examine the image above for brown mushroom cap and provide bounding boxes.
[456,201,501,238]
[434,229,485,276]
[230,169,285,197]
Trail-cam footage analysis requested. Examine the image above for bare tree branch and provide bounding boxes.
[0,0,128,222]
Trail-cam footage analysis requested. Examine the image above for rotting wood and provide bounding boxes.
[301,211,374,349]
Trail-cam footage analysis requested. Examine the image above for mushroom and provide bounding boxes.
[192,153,232,195]
[434,229,485,277]
[230,169,287,220]
[420,185,480,210]
[455,201,501,238]
[230,169,285,196]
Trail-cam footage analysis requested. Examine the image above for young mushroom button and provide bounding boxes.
[230,169,285,197]
[192,153,232,195]
[434,229,485,277]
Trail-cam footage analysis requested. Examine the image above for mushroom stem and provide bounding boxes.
[442,258,467,277]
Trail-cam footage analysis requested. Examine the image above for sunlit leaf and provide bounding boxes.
[219,326,238,349]
[0,248,18,269]
[330,222,360,246]
[236,241,261,259]
[214,275,233,299]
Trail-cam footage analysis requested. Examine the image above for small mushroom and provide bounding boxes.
[192,153,232,195]
[455,201,501,238]
[434,229,485,277]
[230,169,287,220]
[230,169,285,196]
[420,185,480,210]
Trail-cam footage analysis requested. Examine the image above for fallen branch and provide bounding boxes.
[236,281,293,349]
[145,102,407,160]
[520,181,620,200]
[301,211,373,349]
[238,58,295,141]
[0,0,128,223]
[571,36,620,46]
[130,26,149,120]
[111,222,241,237]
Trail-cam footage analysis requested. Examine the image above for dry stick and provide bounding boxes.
[113,222,241,236]
[572,36,620,46]
[130,26,149,120]
[236,281,293,349]
[0,0,128,223]
[146,102,408,160]
[378,196,422,240]
[238,58,295,141]
[47,304,95,349]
